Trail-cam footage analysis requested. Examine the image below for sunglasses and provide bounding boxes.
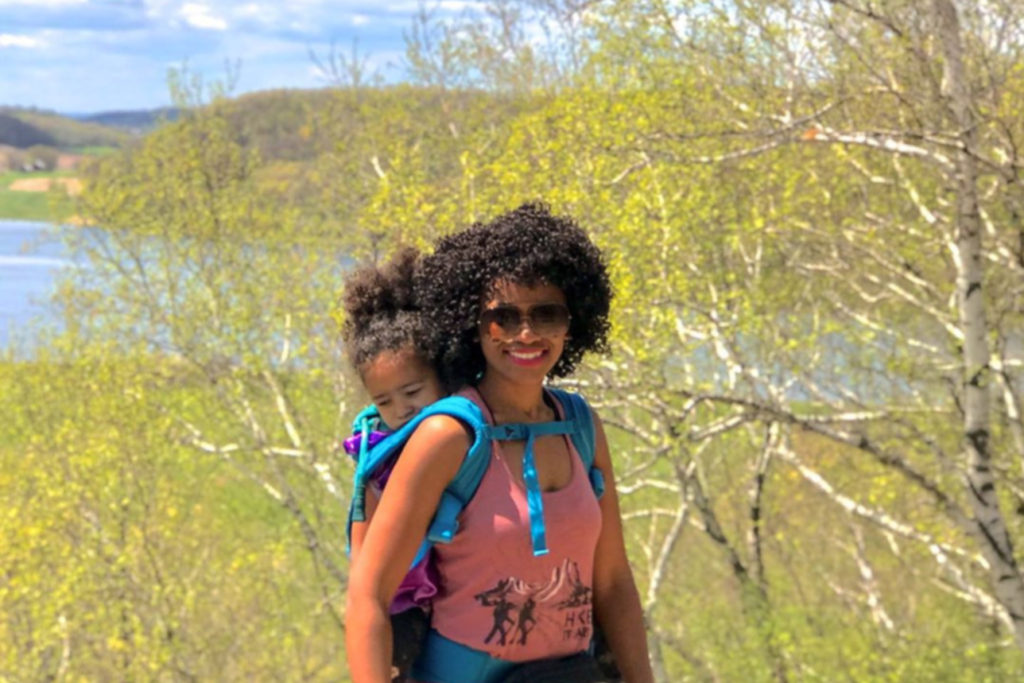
[479,303,572,339]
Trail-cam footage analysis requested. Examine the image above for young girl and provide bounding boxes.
[346,204,654,683]
[341,247,445,681]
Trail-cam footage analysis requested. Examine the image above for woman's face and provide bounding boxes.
[477,279,570,386]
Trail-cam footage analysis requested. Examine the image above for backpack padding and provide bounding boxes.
[547,388,604,499]
[347,395,490,566]
[346,390,603,566]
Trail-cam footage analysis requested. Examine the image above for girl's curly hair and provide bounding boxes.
[417,202,612,390]
[341,247,430,370]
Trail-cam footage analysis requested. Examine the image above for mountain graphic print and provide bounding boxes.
[473,558,593,647]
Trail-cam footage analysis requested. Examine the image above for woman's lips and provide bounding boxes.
[505,347,548,367]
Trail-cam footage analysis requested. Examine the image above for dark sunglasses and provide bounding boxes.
[479,303,571,339]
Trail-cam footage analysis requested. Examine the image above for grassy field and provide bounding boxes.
[0,170,76,221]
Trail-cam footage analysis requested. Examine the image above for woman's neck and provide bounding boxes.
[476,373,552,423]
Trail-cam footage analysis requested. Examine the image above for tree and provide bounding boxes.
[17,1,1024,677]
[632,0,1024,652]
[48,71,535,677]
[356,0,1024,677]
[63,82,354,642]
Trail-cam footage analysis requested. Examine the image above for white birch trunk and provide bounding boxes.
[933,0,1024,650]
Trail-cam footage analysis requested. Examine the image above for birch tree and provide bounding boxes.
[581,0,1024,662]
[359,0,1024,676]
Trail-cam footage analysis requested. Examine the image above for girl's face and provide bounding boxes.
[361,347,444,429]
[477,280,570,385]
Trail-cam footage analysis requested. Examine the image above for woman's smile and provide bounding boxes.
[504,346,549,366]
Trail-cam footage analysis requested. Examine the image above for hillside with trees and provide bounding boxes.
[0,107,130,150]
[0,112,57,148]
[77,107,179,132]
[4,1,1024,680]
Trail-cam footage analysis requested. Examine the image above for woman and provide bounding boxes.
[346,203,653,682]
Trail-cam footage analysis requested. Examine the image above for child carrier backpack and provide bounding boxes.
[346,388,605,566]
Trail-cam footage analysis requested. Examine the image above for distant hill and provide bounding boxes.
[0,113,57,148]
[76,108,179,132]
[0,107,129,149]
[4,86,523,167]
[204,86,519,163]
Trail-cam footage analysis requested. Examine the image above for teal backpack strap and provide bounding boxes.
[347,396,493,568]
[346,391,605,565]
[487,420,575,557]
[349,405,383,525]
[346,397,482,563]
[547,388,605,499]
[419,398,491,562]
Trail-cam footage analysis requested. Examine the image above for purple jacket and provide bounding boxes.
[345,425,439,613]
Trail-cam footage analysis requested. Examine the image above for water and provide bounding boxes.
[0,219,71,349]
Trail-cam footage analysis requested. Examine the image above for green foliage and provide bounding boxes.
[8,0,1024,678]
[0,356,347,679]
[69,145,119,156]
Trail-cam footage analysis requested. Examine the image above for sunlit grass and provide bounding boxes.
[0,170,76,221]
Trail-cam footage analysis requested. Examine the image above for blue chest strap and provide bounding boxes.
[488,420,574,557]
[426,414,604,559]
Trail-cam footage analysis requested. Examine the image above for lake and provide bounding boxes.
[0,219,71,349]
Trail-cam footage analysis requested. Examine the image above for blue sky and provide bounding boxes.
[0,0,477,113]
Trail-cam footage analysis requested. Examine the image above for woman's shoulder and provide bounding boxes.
[382,413,474,504]
[411,412,474,444]
[402,412,475,473]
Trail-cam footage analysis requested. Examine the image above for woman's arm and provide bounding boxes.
[345,415,469,683]
[590,410,655,683]
[349,488,379,564]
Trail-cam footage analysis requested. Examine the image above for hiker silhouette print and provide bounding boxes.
[473,559,593,648]
[477,580,517,645]
[515,596,537,645]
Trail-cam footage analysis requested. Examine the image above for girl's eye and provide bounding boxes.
[404,385,423,397]
[377,399,391,407]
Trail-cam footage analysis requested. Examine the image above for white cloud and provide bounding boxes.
[143,0,179,21]
[2,0,427,111]
[235,3,272,21]
[181,3,228,31]
[0,33,46,48]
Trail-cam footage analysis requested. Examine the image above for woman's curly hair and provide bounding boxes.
[417,202,612,390]
[341,247,430,371]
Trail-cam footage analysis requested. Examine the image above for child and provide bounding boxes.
[341,247,445,682]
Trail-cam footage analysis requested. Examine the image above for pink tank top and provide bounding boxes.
[429,388,603,662]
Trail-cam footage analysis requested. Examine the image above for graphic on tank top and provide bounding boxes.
[473,558,592,647]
